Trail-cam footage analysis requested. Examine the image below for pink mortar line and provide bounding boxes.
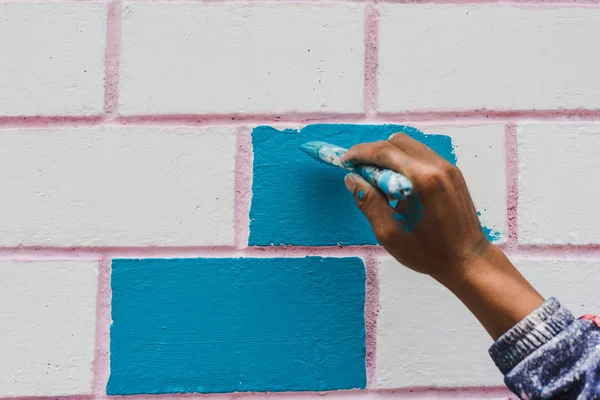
[0,245,387,260]
[0,387,516,400]
[376,109,600,122]
[363,2,379,117]
[3,244,600,260]
[363,251,380,389]
[234,127,253,250]
[103,0,122,119]
[92,258,112,396]
[0,115,105,128]
[379,0,600,5]
[504,124,518,253]
[4,110,600,129]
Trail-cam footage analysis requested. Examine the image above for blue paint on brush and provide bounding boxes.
[250,124,499,246]
[299,141,413,200]
[108,257,367,395]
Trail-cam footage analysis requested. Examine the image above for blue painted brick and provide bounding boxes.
[250,124,470,246]
[108,257,367,395]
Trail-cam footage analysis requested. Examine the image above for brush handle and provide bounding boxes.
[353,165,413,200]
[300,141,413,200]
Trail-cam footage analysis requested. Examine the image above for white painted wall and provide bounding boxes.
[0,261,98,396]
[0,0,597,398]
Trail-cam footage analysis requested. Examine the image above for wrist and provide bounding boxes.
[431,237,497,290]
[433,245,545,339]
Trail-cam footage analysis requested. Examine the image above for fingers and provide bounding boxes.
[342,141,416,180]
[344,173,397,235]
[387,132,437,160]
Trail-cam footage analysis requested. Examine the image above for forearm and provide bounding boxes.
[434,246,600,399]
[433,245,544,340]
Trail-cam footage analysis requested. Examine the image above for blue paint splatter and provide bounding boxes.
[477,211,501,241]
[250,124,499,245]
[108,257,367,394]
[358,190,365,200]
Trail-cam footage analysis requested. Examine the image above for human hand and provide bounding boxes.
[342,133,545,339]
[341,132,491,283]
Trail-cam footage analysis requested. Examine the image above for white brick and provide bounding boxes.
[0,127,236,246]
[379,5,600,112]
[423,124,506,242]
[377,257,502,388]
[377,257,600,388]
[119,3,364,115]
[0,261,98,396]
[514,258,600,316]
[0,3,106,116]
[518,123,600,245]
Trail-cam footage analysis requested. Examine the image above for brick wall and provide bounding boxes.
[1,1,600,399]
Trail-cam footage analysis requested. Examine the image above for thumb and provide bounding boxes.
[344,173,392,229]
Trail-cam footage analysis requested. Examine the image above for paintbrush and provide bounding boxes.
[299,141,413,200]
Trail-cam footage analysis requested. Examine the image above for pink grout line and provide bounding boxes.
[115,113,367,126]
[103,0,122,119]
[376,109,600,122]
[379,0,600,5]
[3,243,600,260]
[2,0,596,5]
[3,109,600,129]
[0,116,104,128]
[504,124,518,253]
[234,127,253,250]
[0,245,388,260]
[514,244,600,258]
[92,258,112,396]
[363,2,379,117]
[0,387,516,400]
[1,397,93,400]
[363,251,380,389]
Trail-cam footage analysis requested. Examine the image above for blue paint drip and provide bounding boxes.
[250,124,499,245]
[108,257,367,395]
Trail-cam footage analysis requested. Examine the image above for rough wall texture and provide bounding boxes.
[1,1,598,399]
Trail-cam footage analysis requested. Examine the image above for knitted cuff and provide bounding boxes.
[489,298,575,374]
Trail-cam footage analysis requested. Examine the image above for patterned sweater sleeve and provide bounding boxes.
[489,298,600,399]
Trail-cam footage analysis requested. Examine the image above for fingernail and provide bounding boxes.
[388,133,398,140]
[344,173,357,193]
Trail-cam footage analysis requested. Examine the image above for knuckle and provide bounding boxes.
[417,162,458,193]
[439,161,458,176]
[387,131,407,144]
[372,140,390,153]
[418,168,444,193]
[373,142,397,164]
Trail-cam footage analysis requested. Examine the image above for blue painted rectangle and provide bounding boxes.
[108,257,367,395]
[250,124,462,246]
